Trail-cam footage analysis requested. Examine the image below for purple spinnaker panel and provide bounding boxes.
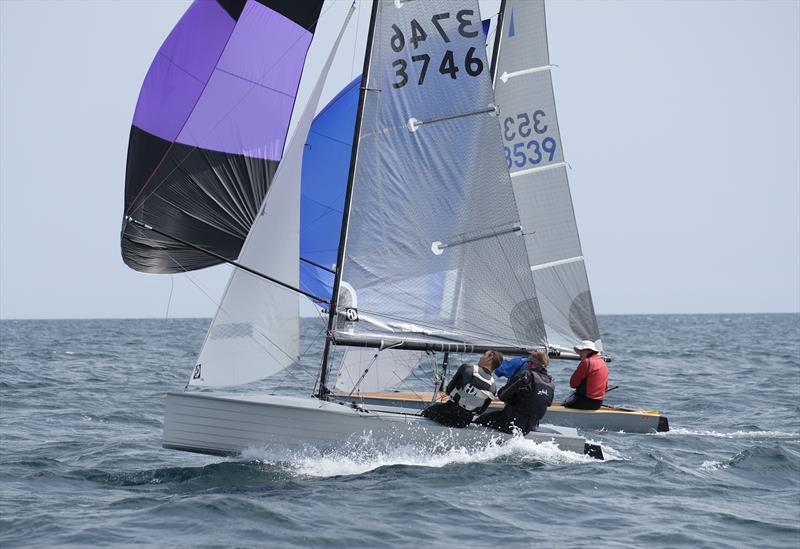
[216,2,312,96]
[132,0,234,143]
[179,2,311,160]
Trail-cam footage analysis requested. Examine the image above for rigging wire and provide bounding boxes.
[350,0,360,78]
[274,304,330,395]
[130,227,306,382]
[164,274,174,320]
[345,341,404,398]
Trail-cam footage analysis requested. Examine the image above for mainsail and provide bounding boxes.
[333,0,546,352]
[122,0,323,273]
[300,19,494,304]
[492,0,601,349]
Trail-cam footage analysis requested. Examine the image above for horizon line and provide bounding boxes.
[1,311,799,321]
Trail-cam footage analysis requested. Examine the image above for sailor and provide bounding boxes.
[562,340,609,410]
[421,350,502,428]
[475,351,554,435]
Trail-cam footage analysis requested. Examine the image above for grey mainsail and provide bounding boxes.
[333,0,546,352]
[492,0,601,350]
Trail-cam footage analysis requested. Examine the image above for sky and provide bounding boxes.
[0,0,798,319]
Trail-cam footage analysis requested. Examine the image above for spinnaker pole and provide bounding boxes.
[317,0,380,399]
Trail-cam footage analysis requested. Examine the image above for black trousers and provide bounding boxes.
[562,391,603,410]
[421,401,473,428]
[474,409,537,435]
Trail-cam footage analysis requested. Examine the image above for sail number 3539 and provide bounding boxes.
[390,10,483,89]
[502,110,558,169]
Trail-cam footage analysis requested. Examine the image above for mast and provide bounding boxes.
[489,0,507,82]
[317,0,380,398]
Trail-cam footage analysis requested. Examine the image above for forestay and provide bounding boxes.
[190,6,356,387]
[492,0,601,349]
[335,0,546,351]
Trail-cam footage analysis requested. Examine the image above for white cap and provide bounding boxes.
[573,340,600,354]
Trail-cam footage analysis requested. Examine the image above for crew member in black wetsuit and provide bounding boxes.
[421,350,502,428]
[475,351,554,435]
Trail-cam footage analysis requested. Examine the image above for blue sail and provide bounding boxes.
[299,76,360,301]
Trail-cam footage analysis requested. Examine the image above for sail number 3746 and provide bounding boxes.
[389,10,483,89]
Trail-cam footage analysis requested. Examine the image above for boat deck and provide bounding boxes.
[334,391,669,432]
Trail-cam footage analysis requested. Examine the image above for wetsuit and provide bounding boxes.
[421,363,496,428]
[475,367,555,435]
[562,353,608,410]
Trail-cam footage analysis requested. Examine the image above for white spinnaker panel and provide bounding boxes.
[191,7,356,386]
[334,349,424,394]
[493,0,601,349]
[336,0,547,350]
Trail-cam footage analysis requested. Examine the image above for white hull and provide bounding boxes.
[163,392,599,458]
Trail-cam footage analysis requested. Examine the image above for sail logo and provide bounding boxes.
[344,308,359,322]
[192,364,202,379]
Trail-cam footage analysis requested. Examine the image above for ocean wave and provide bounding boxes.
[699,460,728,471]
[696,447,800,476]
[727,445,800,473]
[79,460,281,487]
[241,437,608,479]
[653,428,799,439]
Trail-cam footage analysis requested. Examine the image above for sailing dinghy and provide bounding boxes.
[299,0,668,434]
[123,0,613,460]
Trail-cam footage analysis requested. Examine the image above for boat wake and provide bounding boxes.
[241,436,612,479]
[654,428,799,440]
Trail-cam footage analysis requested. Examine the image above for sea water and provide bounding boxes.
[1,314,798,547]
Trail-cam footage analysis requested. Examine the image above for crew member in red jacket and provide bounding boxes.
[562,340,608,410]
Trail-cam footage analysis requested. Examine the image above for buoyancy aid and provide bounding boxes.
[500,368,555,420]
[449,364,497,413]
[529,369,555,418]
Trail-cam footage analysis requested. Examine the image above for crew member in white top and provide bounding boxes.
[421,350,502,428]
